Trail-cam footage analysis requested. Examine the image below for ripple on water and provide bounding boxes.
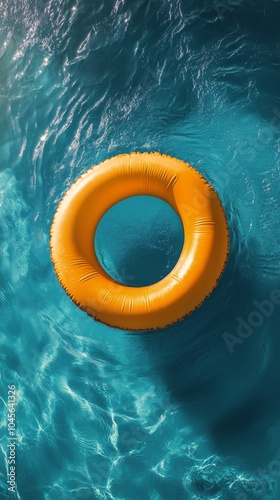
[1,0,280,499]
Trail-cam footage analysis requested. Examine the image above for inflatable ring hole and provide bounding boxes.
[94,195,184,287]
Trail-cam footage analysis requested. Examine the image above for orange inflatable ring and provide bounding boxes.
[50,152,229,330]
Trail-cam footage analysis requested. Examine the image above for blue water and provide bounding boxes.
[1,0,280,498]
[95,196,185,287]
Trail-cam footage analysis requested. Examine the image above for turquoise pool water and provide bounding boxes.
[1,0,280,498]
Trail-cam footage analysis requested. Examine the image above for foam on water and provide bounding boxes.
[0,0,280,499]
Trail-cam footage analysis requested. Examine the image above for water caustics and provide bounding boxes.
[0,0,280,499]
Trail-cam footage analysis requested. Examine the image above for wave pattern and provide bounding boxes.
[1,0,280,498]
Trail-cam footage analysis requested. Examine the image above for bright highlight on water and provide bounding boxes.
[1,0,280,499]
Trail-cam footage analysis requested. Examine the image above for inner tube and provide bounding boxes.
[50,152,229,330]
